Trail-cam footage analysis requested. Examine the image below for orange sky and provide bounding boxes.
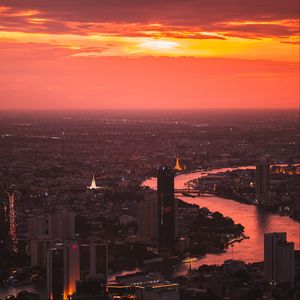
[0,0,299,110]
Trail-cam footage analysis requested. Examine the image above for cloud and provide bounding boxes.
[0,1,298,40]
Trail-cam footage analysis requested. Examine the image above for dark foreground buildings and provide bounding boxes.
[47,242,108,300]
[264,232,295,286]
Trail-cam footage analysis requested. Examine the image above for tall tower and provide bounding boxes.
[80,243,108,285]
[47,241,80,300]
[48,212,76,240]
[256,156,270,205]
[0,192,17,251]
[7,192,17,252]
[138,190,158,246]
[157,166,177,254]
[28,212,75,241]
[264,232,295,286]
[0,194,9,249]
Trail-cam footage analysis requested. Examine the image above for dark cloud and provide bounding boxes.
[0,0,298,39]
[1,0,298,23]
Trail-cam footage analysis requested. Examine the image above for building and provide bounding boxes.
[119,214,134,225]
[256,156,270,205]
[31,239,53,268]
[28,216,50,240]
[142,284,180,300]
[0,193,10,249]
[174,157,182,172]
[47,241,80,300]
[48,212,76,240]
[28,212,75,241]
[87,175,100,190]
[80,243,108,284]
[138,190,158,246]
[115,272,179,300]
[157,166,177,254]
[0,192,17,251]
[264,232,295,285]
[47,242,108,300]
[74,276,108,300]
[29,212,76,268]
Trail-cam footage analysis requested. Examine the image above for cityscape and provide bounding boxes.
[0,1,299,300]
[0,110,299,299]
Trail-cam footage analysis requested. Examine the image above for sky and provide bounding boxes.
[0,0,299,110]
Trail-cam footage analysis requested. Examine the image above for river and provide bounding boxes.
[1,166,299,297]
[143,166,300,275]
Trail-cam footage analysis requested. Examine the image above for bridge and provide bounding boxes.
[174,188,215,196]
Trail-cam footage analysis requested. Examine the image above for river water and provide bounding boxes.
[1,166,299,297]
[143,166,300,275]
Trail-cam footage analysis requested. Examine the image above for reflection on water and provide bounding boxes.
[255,207,269,233]
[143,166,300,275]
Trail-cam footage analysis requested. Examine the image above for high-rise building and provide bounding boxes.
[47,242,108,300]
[0,192,17,251]
[47,241,80,300]
[138,190,158,246]
[80,243,108,284]
[28,216,50,240]
[0,194,9,249]
[31,239,53,268]
[48,212,76,240]
[29,212,76,268]
[47,247,64,300]
[91,244,108,283]
[7,192,17,251]
[256,156,270,205]
[264,232,295,286]
[157,166,177,253]
[28,212,75,241]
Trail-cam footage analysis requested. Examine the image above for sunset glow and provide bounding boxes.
[0,0,299,110]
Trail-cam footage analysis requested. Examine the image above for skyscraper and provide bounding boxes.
[28,212,75,241]
[256,156,270,205]
[138,190,158,246]
[157,166,177,253]
[80,243,108,284]
[47,241,80,300]
[264,232,295,286]
[0,194,9,249]
[7,192,17,251]
[0,192,17,251]
[48,212,76,240]
[47,247,64,300]
[31,239,53,268]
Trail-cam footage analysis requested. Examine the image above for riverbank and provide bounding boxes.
[178,199,245,257]
[143,166,299,274]
[188,165,300,221]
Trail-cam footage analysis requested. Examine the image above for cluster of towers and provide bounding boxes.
[28,212,108,300]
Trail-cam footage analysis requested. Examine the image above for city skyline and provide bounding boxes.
[0,0,299,110]
[0,1,299,299]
